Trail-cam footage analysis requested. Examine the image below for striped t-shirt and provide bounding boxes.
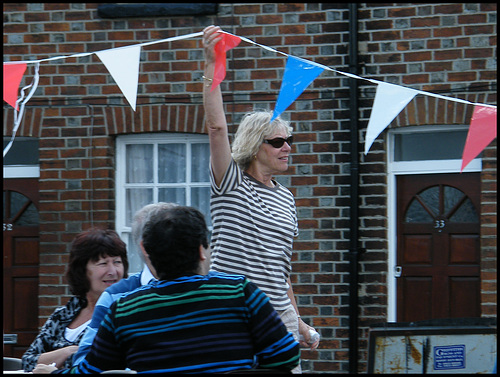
[63,272,300,373]
[210,159,298,311]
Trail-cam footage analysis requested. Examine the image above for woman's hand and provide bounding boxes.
[202,25,223,64]
[298,318,320,350]
[32,363,58,374]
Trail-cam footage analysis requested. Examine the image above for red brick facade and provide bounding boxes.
[3,3,496,373]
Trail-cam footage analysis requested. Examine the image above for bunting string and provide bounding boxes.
[3,32,204,65]
[220,31,495,109]
[3,29,497,170]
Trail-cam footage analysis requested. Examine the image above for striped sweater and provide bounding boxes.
[57,271,299,374]
[210,159,298,311]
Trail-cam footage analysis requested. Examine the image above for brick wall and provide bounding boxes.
[3,3,496,373]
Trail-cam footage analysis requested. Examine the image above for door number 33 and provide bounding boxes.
[434,220,446,232]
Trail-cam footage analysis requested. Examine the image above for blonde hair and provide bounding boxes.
[231,111,293,170]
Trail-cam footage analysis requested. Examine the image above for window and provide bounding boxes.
[394,130,468,161]
[388,125,482,174]
[3,137,39,165]
[3,137,40,178]
[116,133,211,272]
[404,185,478,223]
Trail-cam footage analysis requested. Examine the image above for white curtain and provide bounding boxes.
[125,144,154,227]
[122,139,211,272]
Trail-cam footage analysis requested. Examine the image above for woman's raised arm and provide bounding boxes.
[202,26,232,186]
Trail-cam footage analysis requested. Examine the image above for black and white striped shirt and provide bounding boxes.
[209,159,298,311]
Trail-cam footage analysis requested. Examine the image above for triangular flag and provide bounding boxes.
[364,82,419,154]
[3,62,27,110]
[461,105,497,172]
[271,56,325,121]
[212,33,241,91]
[96,46,141,110]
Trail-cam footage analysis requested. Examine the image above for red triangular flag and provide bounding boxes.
[3,62,27,110]
[212,33,241,91]
[461,105,497,172]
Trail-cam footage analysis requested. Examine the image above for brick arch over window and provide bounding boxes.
[390,93,491,128]
[104,103,205,135]
[3,103,207,140]
[3,107,45,138]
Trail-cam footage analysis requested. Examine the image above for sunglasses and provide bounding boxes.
[263,135,294,148]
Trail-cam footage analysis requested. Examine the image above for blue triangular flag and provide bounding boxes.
[271,56,325,121]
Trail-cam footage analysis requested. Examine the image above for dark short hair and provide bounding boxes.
[66,228,128,301]
[142,206,209,280]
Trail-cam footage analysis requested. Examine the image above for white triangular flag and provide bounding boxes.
[96,46,141,111]
[364,82,419,154]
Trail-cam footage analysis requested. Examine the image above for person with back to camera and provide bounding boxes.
[22,228,128,372]
[36,205,300,373]
[31,202,178,374]
[202,25,319,373]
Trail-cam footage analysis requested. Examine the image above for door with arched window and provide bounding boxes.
[396,173,480,322]
[3,178,40,358]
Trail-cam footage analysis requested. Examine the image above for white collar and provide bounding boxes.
[140,264,156,285]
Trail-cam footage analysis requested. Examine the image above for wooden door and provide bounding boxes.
[396,173,480,322]
[3,178,40,358]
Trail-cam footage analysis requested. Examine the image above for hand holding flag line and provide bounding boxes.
[2,29,496,170]
[211,32,241,91]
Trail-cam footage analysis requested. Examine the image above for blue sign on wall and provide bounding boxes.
[434,345,466,370]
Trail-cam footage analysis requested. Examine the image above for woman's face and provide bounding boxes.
[86,255,124,298]
[255,129,292,174]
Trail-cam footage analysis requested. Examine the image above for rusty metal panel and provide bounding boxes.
[368,321,496,374]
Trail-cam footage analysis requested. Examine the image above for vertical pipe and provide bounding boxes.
[348,3,360,374]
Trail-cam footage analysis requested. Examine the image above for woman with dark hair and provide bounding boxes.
[22,228,128,372]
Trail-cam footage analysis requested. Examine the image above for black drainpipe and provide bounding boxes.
[348,2,361,374]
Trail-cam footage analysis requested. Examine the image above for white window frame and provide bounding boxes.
[386,125,482,322]
[115,133,211,273]
[3,165,40,178]
[3,137,40,178]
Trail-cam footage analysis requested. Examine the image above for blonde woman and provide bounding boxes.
[202,25,319,373]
